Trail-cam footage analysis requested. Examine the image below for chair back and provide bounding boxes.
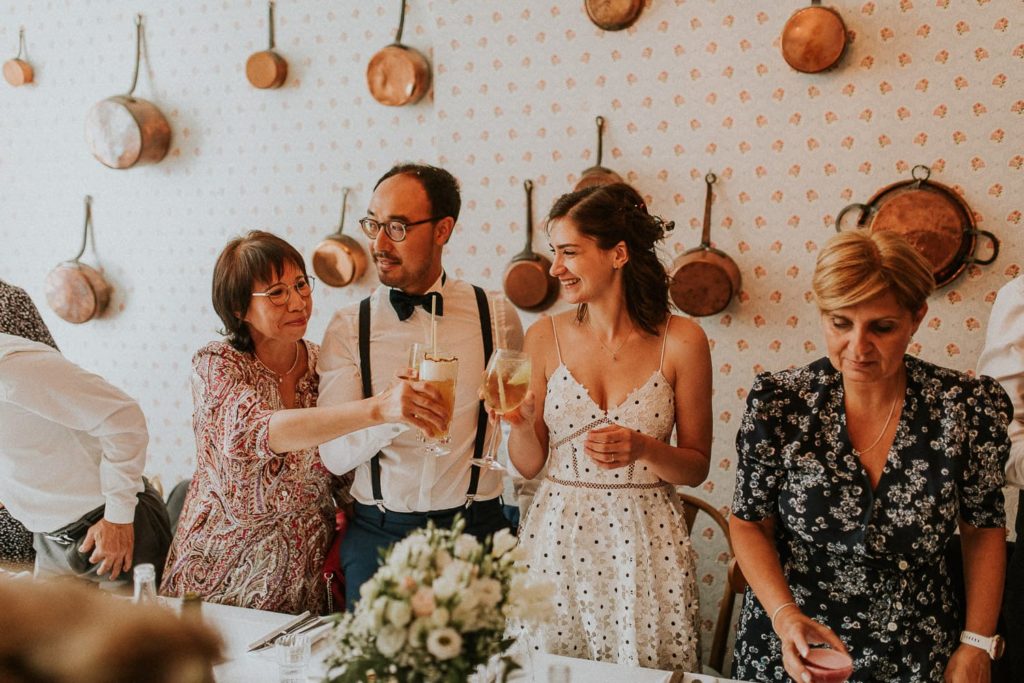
[679,492,747,675]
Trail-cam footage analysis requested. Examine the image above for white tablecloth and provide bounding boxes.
[183,599,745,683]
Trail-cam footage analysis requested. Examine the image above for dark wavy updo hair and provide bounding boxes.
[211,230,308,353]
[547,183,672,336]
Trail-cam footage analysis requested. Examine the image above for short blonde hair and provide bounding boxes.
[812,230,935,313]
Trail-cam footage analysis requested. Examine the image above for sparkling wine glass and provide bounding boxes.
[471,349,531,471]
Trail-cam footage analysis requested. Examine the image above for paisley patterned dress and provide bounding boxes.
[518,320,701,671]
[161,341,340,614]
[731,355,1010,682]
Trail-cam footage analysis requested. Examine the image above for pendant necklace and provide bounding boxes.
[852,392,900,455]
[589,321,634,362]
[255,341,301,385]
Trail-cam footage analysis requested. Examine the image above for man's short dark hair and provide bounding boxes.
[374,163,461,224]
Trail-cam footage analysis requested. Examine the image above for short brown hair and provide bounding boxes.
[812,230,935,313]
[211,230,308,352]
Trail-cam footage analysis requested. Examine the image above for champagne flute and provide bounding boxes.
[471,349,531,471]
[418,349,459,457]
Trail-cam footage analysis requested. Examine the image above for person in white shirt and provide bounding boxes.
[977,275,1024,679]
[0,332,171,586]
[318,163,524,608]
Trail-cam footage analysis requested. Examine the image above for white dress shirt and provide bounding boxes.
[317,275,524,512]
[0,333,147,531]
[977,275,1024,488]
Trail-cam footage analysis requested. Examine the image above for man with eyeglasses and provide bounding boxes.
[317,163,524,608]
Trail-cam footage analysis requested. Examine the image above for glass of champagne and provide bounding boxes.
[418,349,458,457]
[472,349,531,471]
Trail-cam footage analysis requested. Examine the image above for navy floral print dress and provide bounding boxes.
[731,355,1010,682]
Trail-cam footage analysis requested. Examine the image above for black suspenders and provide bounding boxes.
[358,287,494,512]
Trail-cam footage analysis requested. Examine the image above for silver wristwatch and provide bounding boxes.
[960,631,1005,660]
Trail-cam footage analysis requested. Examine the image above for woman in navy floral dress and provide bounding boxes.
[730,230,1010,683]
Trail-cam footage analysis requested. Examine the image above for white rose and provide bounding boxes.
[490,528,518,558]
[453,534,480,560]
[375,624,407,658]
[410,587,436,617]
[432,574,459,601]
[386,599,412,627]
[426,627,463,661]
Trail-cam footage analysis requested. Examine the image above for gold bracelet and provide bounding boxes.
[770,601,798,630]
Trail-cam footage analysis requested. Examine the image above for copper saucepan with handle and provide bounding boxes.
[85,14,171,169]
[574,115,624,191]
[584,0,644,31]
[503,179,559,311]
[313,187,368,288]
[669,173,742,317]
[366,0,431,107]
[246,1,288,89]
[780,0,848,73]
[3,27,34,86]
[835,165,999,288]
[44,196,113,324]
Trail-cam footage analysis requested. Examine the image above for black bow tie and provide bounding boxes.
[389,289,444,321]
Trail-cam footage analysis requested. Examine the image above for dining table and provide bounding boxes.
[172,599,751,683]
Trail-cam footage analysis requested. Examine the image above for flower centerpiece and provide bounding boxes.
[324,517,553,683]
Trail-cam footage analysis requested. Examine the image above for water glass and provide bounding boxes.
[276,632,310,683]
[547,663,571,683]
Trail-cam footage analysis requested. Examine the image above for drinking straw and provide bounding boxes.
[430,296,438,357]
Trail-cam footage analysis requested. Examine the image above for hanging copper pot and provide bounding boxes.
[574,116,624,191]
[312,187,368,288]
[836,165,999,288]
[780,0,848,74]
[366,0,431,107]
[3,28,33,86]
[503,180,559,311]
[246,1,287,89]
[669,173,742,317]
[44,196,113,324]
[85,14,171,169]
[584,0,644,32]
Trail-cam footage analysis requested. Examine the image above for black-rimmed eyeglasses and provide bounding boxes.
[251,276,315,306]
[358,216,443,243]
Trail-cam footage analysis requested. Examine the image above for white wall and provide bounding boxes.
[2,0,1022,662]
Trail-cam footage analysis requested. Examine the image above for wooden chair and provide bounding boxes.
[679,492,748,675]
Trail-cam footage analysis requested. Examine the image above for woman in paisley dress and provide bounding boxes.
[730,230,1010,683]
[161,231,448,613]
[506,183,712,670]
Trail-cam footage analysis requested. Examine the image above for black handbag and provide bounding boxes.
[41,504,106,573]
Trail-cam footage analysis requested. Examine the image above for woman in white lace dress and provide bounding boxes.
[506,183,713,670]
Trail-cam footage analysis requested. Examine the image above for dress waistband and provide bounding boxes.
[545,474,672,491]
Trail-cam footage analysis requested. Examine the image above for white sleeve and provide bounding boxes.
[1,348,146,523]
[316,306,405,475]
[977,277,1024,488]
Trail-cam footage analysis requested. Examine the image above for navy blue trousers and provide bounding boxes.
[340,498,514,610]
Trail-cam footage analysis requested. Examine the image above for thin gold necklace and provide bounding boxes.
[853,393,900,455]
[588,321,635,362]
[255,341,301,385]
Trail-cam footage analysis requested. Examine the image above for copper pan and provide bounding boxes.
[781,0,848,74]
[44,196,113,324]
[585,0,644,32]
[313,187,368,288]
[669,173,741,317]
[3,28,34,86]
[836,165,999,288]
[246,1,288,89]
[366,0,431,107]
[503,180,559,311]
[85,15,171,169]
[574,115,624,191]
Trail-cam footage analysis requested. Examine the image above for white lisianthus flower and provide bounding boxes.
[386,598,412,627]
[491,528,517,558]
[434,548,453,573]
[432,573,459,601]
[408,617,431,647]
[453,534,480,560]
[375,624,407,658]
[426,627,463,661]
[372,596,389,630]
[410,586,436,617]
[430,606,450,628]
[474,577,503,609]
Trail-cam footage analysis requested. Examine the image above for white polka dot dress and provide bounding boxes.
[517,323,701,672]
